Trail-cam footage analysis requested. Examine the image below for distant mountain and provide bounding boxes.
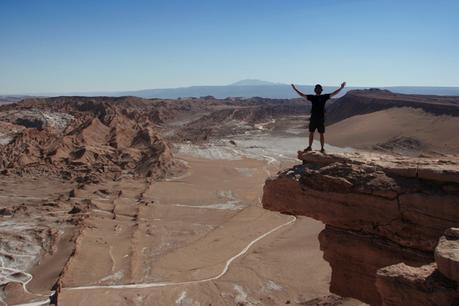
[0,95,32,104]
[5,80,459,99]
[117,83,294,99]
[116,83,459,99]
[229,79,281,86]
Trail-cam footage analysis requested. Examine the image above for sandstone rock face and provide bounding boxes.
[264,151,459,252]
[320,226,432,305]
[262,151,459,305]
[435,228,459,283]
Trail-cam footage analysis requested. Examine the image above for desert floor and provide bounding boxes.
[55,154,333,305]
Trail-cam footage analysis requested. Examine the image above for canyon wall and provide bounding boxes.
[262,151,459,305]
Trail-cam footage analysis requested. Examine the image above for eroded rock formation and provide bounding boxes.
[0,97,184,180]
[262,151,459,305]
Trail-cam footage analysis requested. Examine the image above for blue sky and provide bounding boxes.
[1,0,458,94]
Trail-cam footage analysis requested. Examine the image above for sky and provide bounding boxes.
[0,0,458,94]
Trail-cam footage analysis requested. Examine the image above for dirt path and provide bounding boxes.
[62,215,296,291]
[53,156,330,305]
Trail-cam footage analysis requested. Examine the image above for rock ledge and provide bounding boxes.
[262,151,459,306]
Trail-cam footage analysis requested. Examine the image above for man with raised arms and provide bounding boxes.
[291,82,346,153]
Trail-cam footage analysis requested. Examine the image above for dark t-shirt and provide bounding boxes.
[306,94,330,120]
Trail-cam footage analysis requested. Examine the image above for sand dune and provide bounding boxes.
[326,107,459,155]
[326,89,459,125]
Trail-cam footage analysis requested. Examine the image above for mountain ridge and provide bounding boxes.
[4,80,459,99]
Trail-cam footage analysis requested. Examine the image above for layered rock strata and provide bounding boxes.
[262,151,459,305]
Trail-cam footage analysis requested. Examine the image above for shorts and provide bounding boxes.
[309,117,325,133]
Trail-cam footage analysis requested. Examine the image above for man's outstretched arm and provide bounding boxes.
[291,84,308,98]
[329,82,346,97]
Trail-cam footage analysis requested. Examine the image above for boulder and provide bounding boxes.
[376,263,458,306]
[435,228,459,283]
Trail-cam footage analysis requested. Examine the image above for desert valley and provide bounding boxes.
[0,89,458,306]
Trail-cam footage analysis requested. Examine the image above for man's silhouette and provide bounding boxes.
[291,82,346,153]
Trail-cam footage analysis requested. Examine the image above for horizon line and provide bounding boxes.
[2,83,459,97]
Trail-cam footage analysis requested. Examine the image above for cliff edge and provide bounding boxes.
[262,151,459,306]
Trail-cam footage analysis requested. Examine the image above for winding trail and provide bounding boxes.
[63,215,296,291]
[11,299,51,306]
[1,264,52,306]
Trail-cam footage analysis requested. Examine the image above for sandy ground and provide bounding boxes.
[55,155,337,305]
[326,107,459,155]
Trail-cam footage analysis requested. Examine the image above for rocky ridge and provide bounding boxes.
[262,151,459,305]
[0,97,184,180]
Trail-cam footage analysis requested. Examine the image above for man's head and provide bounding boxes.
[314,84,323,95]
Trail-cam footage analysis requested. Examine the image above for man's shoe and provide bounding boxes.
[320,148,326,154]
[304,146,312,152]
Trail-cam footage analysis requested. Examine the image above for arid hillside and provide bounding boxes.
[326,107,459,155]
[326,89,459,125]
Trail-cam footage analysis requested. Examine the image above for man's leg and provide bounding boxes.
[308,132,314,149]
[306,118,316,151]
[318,119,325,152]
[320,133,325,151]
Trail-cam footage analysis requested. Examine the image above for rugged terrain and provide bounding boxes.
[0,95,337,305]
[263,151,459,305]
[1,90,458,305]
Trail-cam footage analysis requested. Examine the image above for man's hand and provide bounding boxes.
[291,84,307,98]
[330,82,347,97]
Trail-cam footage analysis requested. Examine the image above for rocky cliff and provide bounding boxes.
[262,151,459,306]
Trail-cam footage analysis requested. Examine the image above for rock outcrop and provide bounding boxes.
[0,97,184,180]
[376,262,457,306]
[262,151,459,305]
[435,228,459,283]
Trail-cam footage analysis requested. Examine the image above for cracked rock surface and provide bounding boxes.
[262,151,459,305]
